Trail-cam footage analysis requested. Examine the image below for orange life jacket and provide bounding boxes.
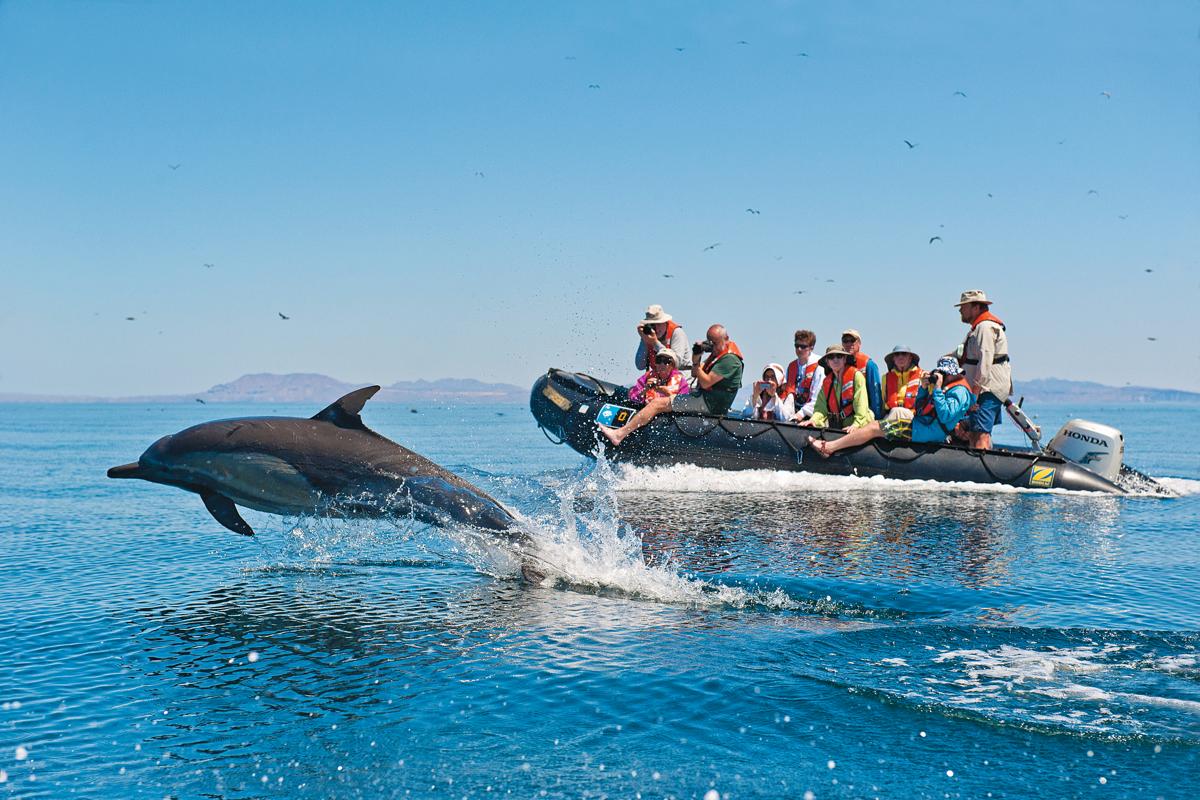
[961,311,1009,366]
[884,367,923,411]
[820,365,858,427]
[786,359,819,404]
[851,352,872,371]
[916,376,972,421]
[702,339,744,371]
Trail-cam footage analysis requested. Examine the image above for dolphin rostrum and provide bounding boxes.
[107,386,521,539]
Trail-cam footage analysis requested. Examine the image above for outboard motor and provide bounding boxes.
[1046,420,1124,483]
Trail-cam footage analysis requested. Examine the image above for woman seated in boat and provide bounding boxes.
[741,363,795,421]
[797,345,873,431]
[628,349,689,406]
[809,357,976,457]
[881,345,924,421]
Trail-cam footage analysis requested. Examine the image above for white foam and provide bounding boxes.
[1153,477,1200,496]
[609,463,1092,496]
[935,645,1122,682]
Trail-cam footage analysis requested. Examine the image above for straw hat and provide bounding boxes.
[954,289,993,307]
[818,344,853,370]
[884,345,920,371]
[639,304,672,325]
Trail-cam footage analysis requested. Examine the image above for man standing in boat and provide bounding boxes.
[635,304,691,370]
[954,289,1012,451]
[601,324,743,446]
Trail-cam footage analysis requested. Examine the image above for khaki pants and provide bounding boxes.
[884,407,914,422]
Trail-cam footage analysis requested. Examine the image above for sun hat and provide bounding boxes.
[884,345,920,371]
[954,290,992,307]
[640,304,673,325]
[841,328,862,342]
[653,349,679,366]
[818,344,853,370]
[934,356,964,377]
[763,363,786,385]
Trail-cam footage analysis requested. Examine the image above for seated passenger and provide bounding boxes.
[600,324,743,446]
[797,345,873,431]
[841,329,884,420]
[881,346,923,421]
[742,363,795,421]
[809,357,976,458]
[634,304,691,370]
[628,349,690,406]
[785,329,825,422]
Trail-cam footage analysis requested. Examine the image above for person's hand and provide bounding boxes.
[764,383,777,397]
[637,325,657,345]
[797,418,815,428]
[931,372,944,389]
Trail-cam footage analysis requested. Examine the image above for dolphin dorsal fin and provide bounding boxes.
[312,385,381,429]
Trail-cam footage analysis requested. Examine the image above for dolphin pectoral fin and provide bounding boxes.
[311,386,381,430]
[200,490,255,536]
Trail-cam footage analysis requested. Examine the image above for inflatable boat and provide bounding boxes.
[531,369,1172,495]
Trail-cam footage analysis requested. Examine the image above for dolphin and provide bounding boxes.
[107,386,521,539]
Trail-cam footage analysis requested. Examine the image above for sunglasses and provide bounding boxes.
[794,342,813,349]
[841,339,858,345]
[654,357,674,365]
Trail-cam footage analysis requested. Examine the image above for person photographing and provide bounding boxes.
[600,324,743,447]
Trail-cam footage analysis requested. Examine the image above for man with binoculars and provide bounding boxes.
[601,323,743,447]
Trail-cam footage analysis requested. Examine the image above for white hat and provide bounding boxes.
[640,304,672,324]
[763,363,786,384]
[652,348,679,366]
[954,289,993,307]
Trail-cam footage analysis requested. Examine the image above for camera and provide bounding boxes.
[641,324,655,336]
[693,341,714,355]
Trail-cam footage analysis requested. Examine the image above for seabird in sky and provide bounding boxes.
[278,312,290,320]
[904,140,918,149]
[929,236,942,244]
[702,242,721,252]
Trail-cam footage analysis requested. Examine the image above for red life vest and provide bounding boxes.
[851,352,873,371]
[702,339,744,371]
[820,365,859,427]
[961,311,1009,366]
[969,310,1005,332]
[917,376,972,420]
[786,359,819,404]
[884,367,923,411]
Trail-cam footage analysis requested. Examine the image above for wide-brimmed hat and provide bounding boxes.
[818,344,852,370]
[884,345,920,371]
[954,289,993,307]
[652,348,679,366]
[640,304,672,325]
[933,356,964,377]
[841,328,862,342]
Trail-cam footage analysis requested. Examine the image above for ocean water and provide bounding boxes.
[1,400,1198,799]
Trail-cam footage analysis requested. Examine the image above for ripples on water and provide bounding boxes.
[0,402,1198,798]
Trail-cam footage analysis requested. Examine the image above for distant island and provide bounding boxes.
[0,373,527,404]
[1,373,1198,405]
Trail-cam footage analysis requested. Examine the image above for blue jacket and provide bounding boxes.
[863,358,883,419]
[911,383,975,444]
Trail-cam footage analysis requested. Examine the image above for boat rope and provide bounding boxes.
[975,450,1039,484]
[539,422,566,446]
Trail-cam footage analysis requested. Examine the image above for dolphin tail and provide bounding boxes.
[107,462,146,479]
[200,490,256,536]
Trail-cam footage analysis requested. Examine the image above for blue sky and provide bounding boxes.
[2,1,1197,395]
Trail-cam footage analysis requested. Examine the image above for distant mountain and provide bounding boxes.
[1015,378,1200,404]
[0,373,527,404]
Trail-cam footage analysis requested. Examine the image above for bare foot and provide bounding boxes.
[809,438,833,458]
[599,426,623,446]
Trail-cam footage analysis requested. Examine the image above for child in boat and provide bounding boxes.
[809,357,976,457]
[741,363,795,421]
[628,349,689,405]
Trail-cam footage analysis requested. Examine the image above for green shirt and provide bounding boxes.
[809,371,873,429]
[700,353,744,415]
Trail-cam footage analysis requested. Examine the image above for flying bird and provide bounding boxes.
[409,408,419,414]
[952,91,967,98]
[795,52,810,57]
[1087,189,1099,196]
[929,236,943,244]
[278,312,290,320]
[745,208,760,215]
[195,398,206,404]
[1056,139,1067,145]
[793,290,805,295]
[564,56,576,61]
[675,47,685,52]
[474,171,485,178]
[1144,268,1153,273]
[986,193,994,198]
[587,84,600,89]
[736,40,749,45]
[1118,215,1128,220]
[1100,91,1112,99]
[904,140,918,149]
[202,263,214,268]
[1147,337,1157,341]
[125,316,135,321]
[167,164,181,170]
[662,273,675,278]
[702,242,721,252]
[825,279,835,283]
